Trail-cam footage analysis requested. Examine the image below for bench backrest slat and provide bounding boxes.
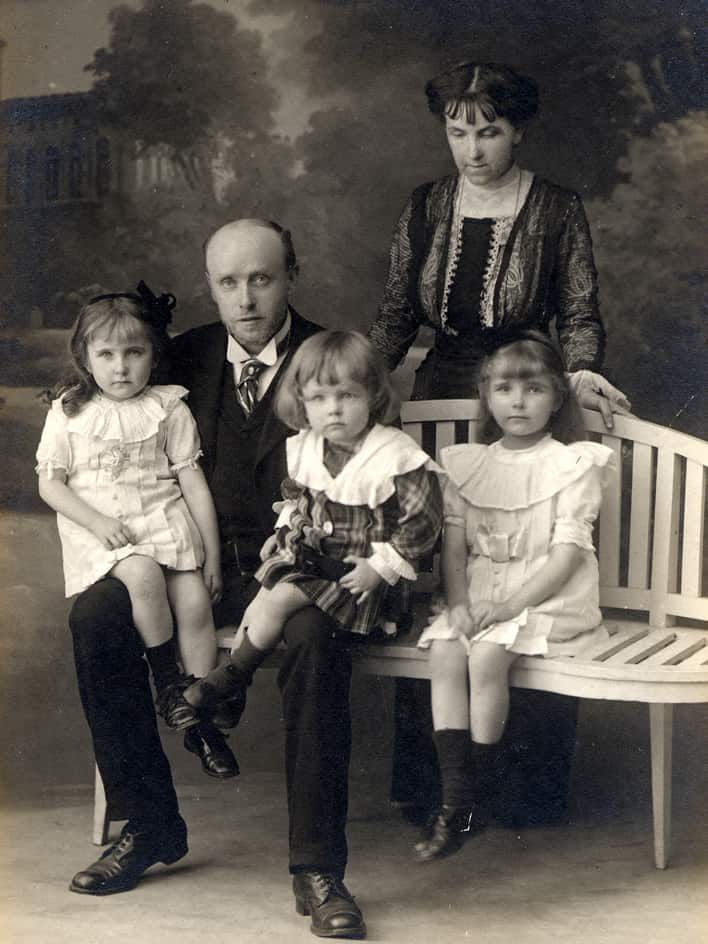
[598,436,623,588]
[628,443,654,590]
[682,460,706,598]
[651,451,682,626]
[400,400,708,630]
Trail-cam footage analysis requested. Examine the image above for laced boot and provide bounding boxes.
[155,676,200,730]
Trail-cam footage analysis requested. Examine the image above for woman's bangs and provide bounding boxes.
[444,95,498,125]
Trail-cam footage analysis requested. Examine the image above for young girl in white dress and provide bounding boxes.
[36,288,221,731]
[414,329,614,862]
[185,330,443,726]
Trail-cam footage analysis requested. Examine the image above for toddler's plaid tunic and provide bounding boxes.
[255,425,443,635]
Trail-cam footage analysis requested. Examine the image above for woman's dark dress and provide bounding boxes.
[373,178,595,824]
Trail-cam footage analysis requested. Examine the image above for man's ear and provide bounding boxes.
[286,266,299,294]
[205,270,216,303]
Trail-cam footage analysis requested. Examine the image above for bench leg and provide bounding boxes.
[649,703,673,869]
[92,764,111,846]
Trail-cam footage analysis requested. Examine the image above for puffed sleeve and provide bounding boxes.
[551,464,605,551]
[35,402,71,479]
[367,192,424,371]
[441,477,467,527]
[165,399,203,472]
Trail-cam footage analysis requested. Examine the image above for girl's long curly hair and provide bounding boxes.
[43,291,173,417]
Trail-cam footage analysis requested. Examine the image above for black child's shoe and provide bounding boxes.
[293,870,367,939]
[184,721,239,779]
[183,663,248,715]
[69,823,188,895]
[155,678,200,730]
[413,804,486,863]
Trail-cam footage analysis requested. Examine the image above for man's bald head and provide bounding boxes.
[204,219,297,275]
[204,218,298,355]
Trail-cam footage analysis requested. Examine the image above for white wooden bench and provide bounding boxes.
[94,403,708,869]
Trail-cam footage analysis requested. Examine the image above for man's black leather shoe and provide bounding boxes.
[293,871,366,939]
[184,722,239,778]
[69,822,188,895]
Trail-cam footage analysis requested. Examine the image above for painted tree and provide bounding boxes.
[86,0,283,197]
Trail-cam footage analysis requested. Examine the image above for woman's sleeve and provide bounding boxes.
[369,466,443,582]
[35,404,71,479]
[551,465,605,551]
[367,195,424,371]
[553,194,606,372]
[165,400,203,472]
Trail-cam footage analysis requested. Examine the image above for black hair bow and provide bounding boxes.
[89,281,176,333]
[135,281,176,332]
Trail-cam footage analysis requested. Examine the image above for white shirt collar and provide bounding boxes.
[226,310,291,367]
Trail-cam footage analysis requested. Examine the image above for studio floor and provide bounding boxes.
[1,395,708,943]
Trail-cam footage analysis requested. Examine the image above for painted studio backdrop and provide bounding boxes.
[1,0,706,433]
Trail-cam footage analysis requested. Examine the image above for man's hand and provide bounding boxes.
[569,370,632,430]
[90,514,133,550]
[340,556,384,603]
[203,555,223,604]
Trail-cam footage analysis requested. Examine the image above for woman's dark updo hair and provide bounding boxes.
[425,62,539,128]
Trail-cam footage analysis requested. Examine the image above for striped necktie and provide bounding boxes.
[235,357,269,418]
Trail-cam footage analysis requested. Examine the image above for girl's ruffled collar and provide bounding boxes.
[60,385,189,442]
[286,424,442,508]
[441,435,614,510]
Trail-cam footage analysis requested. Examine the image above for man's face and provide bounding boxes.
[206,222,296,355]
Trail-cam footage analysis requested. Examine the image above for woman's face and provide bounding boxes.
[445,110,523,188]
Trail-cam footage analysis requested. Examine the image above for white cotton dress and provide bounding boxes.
[35,385,205,597]
[418,434,614,658]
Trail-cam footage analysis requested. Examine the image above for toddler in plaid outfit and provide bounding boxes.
[185,330,443,730]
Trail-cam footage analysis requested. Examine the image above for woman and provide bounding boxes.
[368,61,629,828]
[368,61,629,420]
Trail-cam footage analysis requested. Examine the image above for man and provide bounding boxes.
[68,219,367,939]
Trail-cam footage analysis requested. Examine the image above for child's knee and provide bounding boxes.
[114,556,166,605]
[429,639,467,680]
[258,584,305,624]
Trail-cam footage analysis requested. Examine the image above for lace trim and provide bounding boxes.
[440,181,517,334]
[169,450,204,474]
[480,218,514,327]
[440,209,465,336]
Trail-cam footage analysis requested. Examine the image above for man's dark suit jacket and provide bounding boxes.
[168,307,322,537]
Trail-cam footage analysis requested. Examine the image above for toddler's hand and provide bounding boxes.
[469,599,512,633]
[448,603,474,637]
[203,556,223,604]
[260,533,279,561]
[340,556,383,603]
[91,514,132,550]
